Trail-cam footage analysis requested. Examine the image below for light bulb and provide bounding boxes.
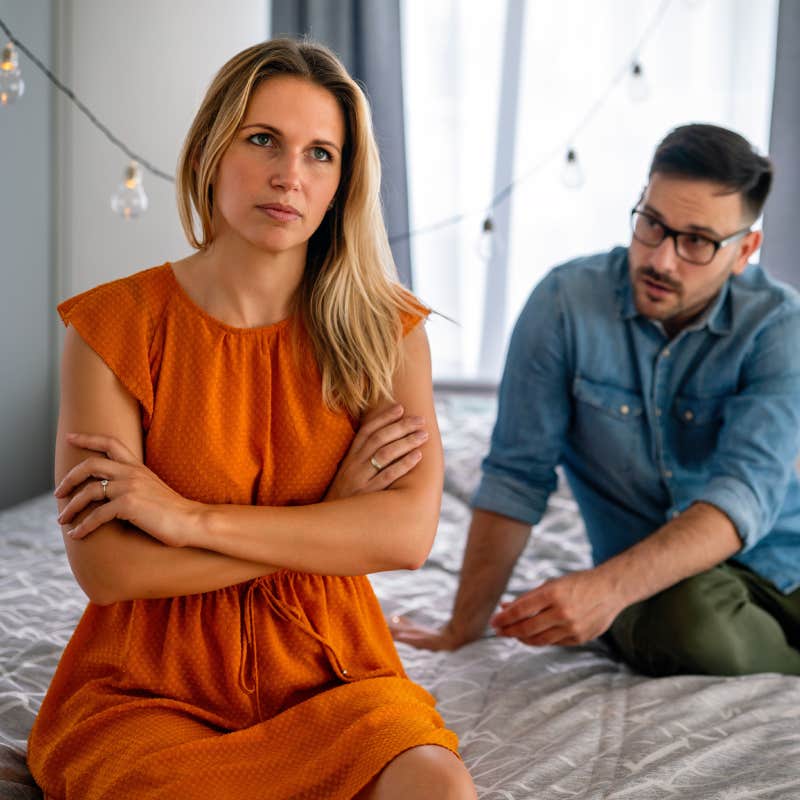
[0,42,25,106]
[111,161,149,219]
[476,216,506,262]
[561,148,585,189]
[628,61,649,103]
[476,217,495,260]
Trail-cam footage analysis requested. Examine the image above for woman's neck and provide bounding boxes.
[174,237,307,329]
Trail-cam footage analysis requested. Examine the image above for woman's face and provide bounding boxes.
[211,75,345,258]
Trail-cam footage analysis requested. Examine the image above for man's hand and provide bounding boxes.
[490,567,626,646]
[388,616,467,651]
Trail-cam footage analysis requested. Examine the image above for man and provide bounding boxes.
[395,123,800,676]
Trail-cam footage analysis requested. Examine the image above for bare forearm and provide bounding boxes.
[446,509,532,644]
[63,513,276,604]
[595,501,742,607]
[196,485,441,575]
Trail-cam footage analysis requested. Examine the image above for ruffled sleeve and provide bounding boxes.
[57,266,170,425]
[398,291,431,336]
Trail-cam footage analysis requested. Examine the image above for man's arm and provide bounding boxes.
[491,501,740,645]
[392,509,531,649]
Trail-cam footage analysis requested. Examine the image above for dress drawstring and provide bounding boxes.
[238,575,354,720]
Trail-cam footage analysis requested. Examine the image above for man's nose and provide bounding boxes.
[649,234,681,274]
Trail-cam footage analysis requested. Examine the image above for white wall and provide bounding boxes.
[56,0,271,299]
[0,0,54,508]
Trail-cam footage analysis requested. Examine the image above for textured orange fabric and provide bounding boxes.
[28,264,457,800]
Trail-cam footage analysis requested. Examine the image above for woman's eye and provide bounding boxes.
[311,147,332,162]
[249,133,274,147]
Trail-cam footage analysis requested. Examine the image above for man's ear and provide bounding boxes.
[732,230,763,275]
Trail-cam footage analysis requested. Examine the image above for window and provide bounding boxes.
[402,0,779,382]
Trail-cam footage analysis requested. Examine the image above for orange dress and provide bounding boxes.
[28,264,458,800]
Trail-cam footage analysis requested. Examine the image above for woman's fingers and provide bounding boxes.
[371,429,428,472]
[66,432,139,465]
[54,455,121,498]
[367,449,423,489]
[57,478,110,524]
[64,499,119,540]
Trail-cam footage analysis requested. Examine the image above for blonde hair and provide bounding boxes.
[176,38,421,416]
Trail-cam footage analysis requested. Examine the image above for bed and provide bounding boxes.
[2,392,799,799]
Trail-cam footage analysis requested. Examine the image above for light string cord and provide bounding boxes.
[389,0,674,244]
[2,2,673,220]
[0,16,174,182]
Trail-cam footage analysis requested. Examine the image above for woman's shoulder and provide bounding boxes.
[58,263,174,324]
[396,287,430,336]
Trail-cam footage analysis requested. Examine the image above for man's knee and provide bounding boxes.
[611,568,760,676]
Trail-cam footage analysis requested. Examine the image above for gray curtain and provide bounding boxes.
[761,0,800,287]
[272,0,413,288]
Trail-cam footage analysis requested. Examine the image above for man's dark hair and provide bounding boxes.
[649,123,773,222]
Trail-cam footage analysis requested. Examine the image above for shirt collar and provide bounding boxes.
[616,248,732,336]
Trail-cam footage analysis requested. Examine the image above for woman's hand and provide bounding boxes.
[324,404,429,501]
[55,432,200,546]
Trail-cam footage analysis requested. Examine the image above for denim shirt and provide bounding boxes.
[473,247,800,593]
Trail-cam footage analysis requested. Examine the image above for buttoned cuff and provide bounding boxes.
[470,472,547,526]
[697,476,762,551]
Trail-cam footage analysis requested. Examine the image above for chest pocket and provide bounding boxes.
[672,395,725,466]
[571,377,644,474]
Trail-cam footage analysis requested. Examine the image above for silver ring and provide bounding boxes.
[100,479,109,500]
[370,456,383,471]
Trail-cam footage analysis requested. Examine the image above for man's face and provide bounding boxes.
[628,173,762,336]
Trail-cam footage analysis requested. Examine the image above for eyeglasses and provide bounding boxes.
[630,209,751,266]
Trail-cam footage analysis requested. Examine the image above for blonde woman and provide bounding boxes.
[28,39,476,800]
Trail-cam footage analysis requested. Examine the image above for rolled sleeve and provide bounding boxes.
[471,270,571,525]
[696,476,761,549]
[692,311,800,549]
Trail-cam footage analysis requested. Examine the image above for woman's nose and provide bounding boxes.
[270,153,302,191]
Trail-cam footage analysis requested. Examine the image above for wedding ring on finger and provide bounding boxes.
[370,455,384,472]
[100,479,109,501]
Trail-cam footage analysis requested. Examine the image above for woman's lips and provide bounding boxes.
[258,204,301,222]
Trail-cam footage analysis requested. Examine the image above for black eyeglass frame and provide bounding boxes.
[630,208,752,266]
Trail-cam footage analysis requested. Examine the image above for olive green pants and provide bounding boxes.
[607,561,800,676]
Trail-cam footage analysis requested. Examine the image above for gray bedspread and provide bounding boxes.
[1,394,799,799]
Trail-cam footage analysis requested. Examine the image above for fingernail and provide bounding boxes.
[410,415,425,425]
[66,528,76,538]
[66,432,77,439]
[412,430,428,442]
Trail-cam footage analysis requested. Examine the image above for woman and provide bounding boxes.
[28,38,476,800]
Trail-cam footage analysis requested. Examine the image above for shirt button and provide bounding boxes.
[655,408,662,417]
[620,404,630,415]
[662,348,671,357]
[684,410,694,421]
[663,470,673,479]
[341,668,348,675]
[669,509,680,519]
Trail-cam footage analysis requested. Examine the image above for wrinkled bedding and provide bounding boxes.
[1,393,799,799]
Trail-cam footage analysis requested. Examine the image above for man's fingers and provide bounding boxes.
[490,590,548,629]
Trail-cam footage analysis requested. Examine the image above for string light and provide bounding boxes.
[628,60,650,103]
[476,216,506,262]
[0,16,172,221]
[1,0,673,232]
[111,161,149,219]
[561,148,585,189]
[0,41,24,105]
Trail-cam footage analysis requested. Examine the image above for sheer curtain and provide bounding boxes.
[402,0,779,383]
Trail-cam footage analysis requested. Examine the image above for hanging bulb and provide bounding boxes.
[628,61,649,103]
[477,216,495,260]
[111,161,149,219]
[0,42,25,106]
[561,148,585,189]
